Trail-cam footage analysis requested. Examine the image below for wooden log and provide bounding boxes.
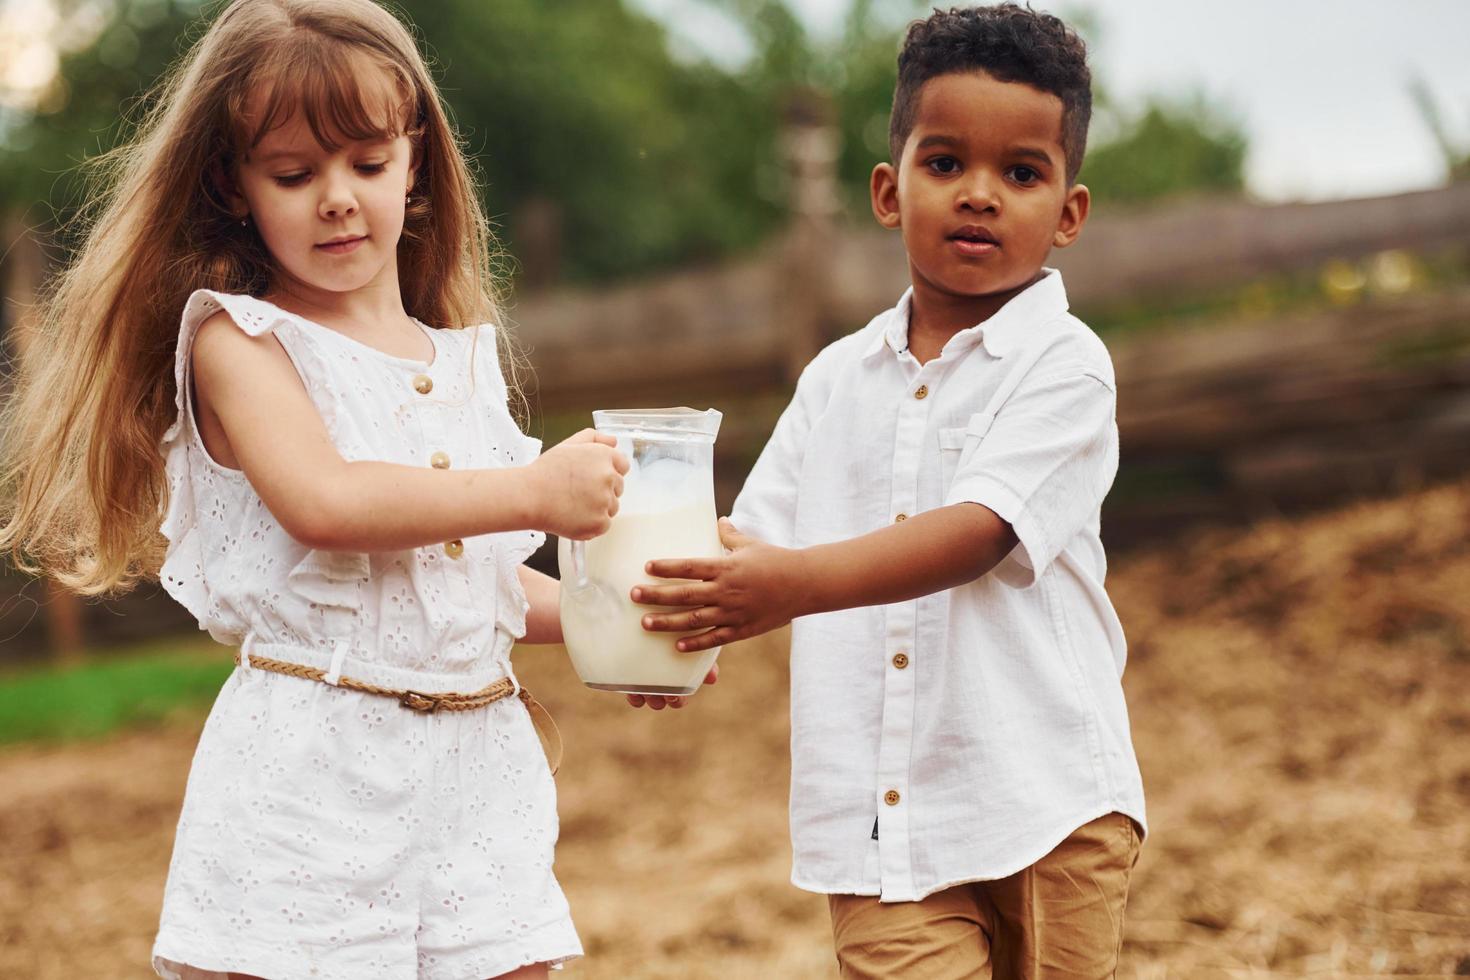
[1116,292,1470,454]
[518,185,1470,409]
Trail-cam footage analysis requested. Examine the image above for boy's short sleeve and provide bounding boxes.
[729,359,826,548]
[944,369,1117,588]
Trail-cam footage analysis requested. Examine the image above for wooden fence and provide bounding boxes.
[1105,288,1470,540]
[2,185,1469,660]
[516,183,1470,407]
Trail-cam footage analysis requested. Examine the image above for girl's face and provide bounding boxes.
[232,101,417,299]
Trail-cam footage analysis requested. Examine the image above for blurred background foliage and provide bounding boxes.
[1081,96,1246,205]
[1411,76,1470,183]
[0,0,1252,285]
[3,8,1470,974]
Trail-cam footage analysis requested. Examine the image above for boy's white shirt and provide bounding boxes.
[732,269,1146,902]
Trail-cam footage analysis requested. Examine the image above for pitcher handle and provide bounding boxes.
[568,539,590,592]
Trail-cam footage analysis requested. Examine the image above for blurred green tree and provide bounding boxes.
[403,0,788,281]
[1410,77,1470,182]
[0,0,789,282]
[1,0,1251,287]
[1081,95,1248,205]
[0,0,205,231]
[701,1,1249,213]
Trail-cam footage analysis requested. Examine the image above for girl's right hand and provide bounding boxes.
[528,429,629,539]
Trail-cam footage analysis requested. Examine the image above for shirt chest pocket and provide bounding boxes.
[937,412,996,491]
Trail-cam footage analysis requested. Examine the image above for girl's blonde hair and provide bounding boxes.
[0,0,524,595]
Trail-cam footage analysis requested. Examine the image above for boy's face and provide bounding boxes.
[871,70,1089,325]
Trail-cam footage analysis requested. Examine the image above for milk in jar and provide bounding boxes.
[558,409,723,696]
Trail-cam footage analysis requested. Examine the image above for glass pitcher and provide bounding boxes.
[557,408,724,696]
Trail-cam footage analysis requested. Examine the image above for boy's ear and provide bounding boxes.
[870,162,902,230]
[1053,182,1091,249]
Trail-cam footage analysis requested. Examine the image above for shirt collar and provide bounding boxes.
[861,289,916,360]
[861,268,1069,362]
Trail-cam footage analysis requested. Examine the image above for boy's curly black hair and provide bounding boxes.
[890,4,1092,183]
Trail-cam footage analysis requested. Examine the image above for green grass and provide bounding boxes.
[0,639,234,745]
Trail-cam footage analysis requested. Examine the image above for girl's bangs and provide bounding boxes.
[238,40,418,152]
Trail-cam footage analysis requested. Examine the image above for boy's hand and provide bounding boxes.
[526,429,629,540]
[624,664,719,711]
[631,518,808,653]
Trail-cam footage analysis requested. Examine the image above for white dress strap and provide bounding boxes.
[323,640,350,687]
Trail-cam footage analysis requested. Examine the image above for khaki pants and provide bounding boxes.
[828,813,1142,980]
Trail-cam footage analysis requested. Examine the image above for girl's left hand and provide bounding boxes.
[624,664,719,710]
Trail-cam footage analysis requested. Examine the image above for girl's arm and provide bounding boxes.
[192,311,626,550]
[517,565,563,645]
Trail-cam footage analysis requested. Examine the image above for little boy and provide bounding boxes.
[633,5,1145,976]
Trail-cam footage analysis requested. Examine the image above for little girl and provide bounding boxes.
[0,0,630,976]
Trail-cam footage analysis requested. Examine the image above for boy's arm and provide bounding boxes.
[513,559,719,703]
[634,505,1017,652]
[637,362,1117,652]
[623,356,833,708]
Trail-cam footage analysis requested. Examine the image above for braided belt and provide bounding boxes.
[236,650,563,773]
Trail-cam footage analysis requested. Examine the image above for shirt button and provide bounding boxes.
[444,539,464,559]
[884,789,901,806]
[892,652,909,669]
[430,451,451,469]
[412,374,433,395]
[895,513,907,523]
[914,385,929,400]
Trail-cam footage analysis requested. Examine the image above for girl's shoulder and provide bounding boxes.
[180,289,292,339]
[164,291,310,450]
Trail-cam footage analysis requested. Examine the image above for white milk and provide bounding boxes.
[558,462,723,695]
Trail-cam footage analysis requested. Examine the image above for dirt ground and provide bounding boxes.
[3,480,1469,979]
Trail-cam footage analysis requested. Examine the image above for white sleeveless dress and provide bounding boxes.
[151,290,582,979]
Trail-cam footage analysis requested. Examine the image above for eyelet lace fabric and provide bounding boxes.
[152,289,580,978]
